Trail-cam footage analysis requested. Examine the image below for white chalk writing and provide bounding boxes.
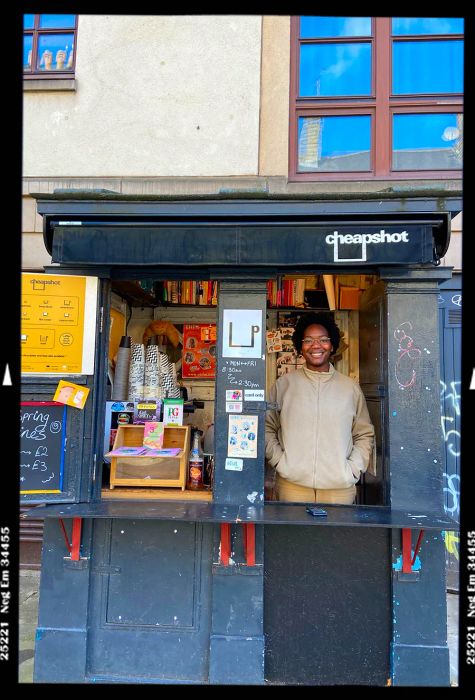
[393,321,421,389]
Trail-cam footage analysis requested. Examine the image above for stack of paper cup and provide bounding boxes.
[158,352,181,399]
[144,336,160,399]
[111,335,131,401]
[128,342,145,401]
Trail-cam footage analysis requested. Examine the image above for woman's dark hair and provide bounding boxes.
[292,312,340,355]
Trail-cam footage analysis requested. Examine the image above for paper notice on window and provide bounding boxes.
[227,414,258,459]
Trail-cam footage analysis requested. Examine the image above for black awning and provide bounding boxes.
[50,221,441,268]
[34,194,460,269]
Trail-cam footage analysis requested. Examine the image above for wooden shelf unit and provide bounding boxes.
[108,424,190,490]
[102,486,212,501]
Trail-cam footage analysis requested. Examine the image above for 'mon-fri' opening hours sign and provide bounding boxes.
[21,273,98,375]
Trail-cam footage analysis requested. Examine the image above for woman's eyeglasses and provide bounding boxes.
[302,336,331,346]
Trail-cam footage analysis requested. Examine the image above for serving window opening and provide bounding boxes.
[102,277,218,502]
[102,272,383,506]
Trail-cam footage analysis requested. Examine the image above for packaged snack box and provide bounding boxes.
[133,400,162,424]
[163,398,184,426]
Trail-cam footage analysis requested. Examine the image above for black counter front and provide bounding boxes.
[24,500,458,530]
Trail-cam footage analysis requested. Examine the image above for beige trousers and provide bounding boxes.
[276,474,356,505]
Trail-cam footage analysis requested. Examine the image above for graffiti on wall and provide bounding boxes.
[438,291,461,570]
[441,379,461,520]
[393,321,421,389]
[440,380,461,458]
[444,531,460,561]
[440,377,460,565]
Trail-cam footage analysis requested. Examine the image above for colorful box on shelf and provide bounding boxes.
[103,401,135,462]
[133,400,162,424]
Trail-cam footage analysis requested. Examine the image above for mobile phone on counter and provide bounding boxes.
[306,506,328,517]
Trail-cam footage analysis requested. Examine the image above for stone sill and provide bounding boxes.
[24,79,77,92]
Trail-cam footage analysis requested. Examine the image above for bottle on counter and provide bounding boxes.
[188,429,204,490]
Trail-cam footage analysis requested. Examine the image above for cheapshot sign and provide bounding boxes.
[236,223,438,266]
[326,228,413,262]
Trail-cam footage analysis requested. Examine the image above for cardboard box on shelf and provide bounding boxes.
[338,287,362,310]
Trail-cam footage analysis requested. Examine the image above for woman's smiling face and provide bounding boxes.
[300,324,333,372]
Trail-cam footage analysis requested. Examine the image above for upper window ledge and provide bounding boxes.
[24,78,77,92]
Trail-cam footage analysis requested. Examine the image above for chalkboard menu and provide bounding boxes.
[20,402,67,494]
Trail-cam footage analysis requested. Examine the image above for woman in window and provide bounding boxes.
[265,312,375,504]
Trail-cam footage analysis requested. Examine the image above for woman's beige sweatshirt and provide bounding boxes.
[265,364,375,490]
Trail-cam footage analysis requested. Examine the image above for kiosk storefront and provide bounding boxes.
[22,193,460,686]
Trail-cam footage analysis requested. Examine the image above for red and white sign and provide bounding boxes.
[182,324,216,378]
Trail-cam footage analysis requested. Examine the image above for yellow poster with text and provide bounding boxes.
[21,273,97,374]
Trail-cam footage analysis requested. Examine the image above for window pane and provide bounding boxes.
[23,35,33,70]
[39,14,76,29]
[393,40,463,94]
[37,34,74,71]
[23,14,35,29]
[392,18,464,35]
[300,43,371,96]
[393,114,463,170]
[300,16,371,38]
[298,116,371,172]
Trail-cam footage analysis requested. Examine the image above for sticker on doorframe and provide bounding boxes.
[225,458,243,471]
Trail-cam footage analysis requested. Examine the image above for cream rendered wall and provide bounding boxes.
[23,15,262,177]
[440,212,462,272]
[259,16,290,176]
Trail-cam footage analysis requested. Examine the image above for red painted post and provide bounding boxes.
[243,523,255,566]
[402,528,412,573]
[220,523,231,566]
[71,517,82,561]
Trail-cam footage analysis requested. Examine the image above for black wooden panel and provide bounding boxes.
[386,292,445,512]
[390,530,450,686]
[362,398,386,505]
[106,520,198,626]
[214,282,267,505]
[359,285,387,506]
[34,518,94,682]
[86,519,213,682]
[264,526,391,686]
[359,288,385,387]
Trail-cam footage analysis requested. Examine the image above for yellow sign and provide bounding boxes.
[21,273,98,374]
